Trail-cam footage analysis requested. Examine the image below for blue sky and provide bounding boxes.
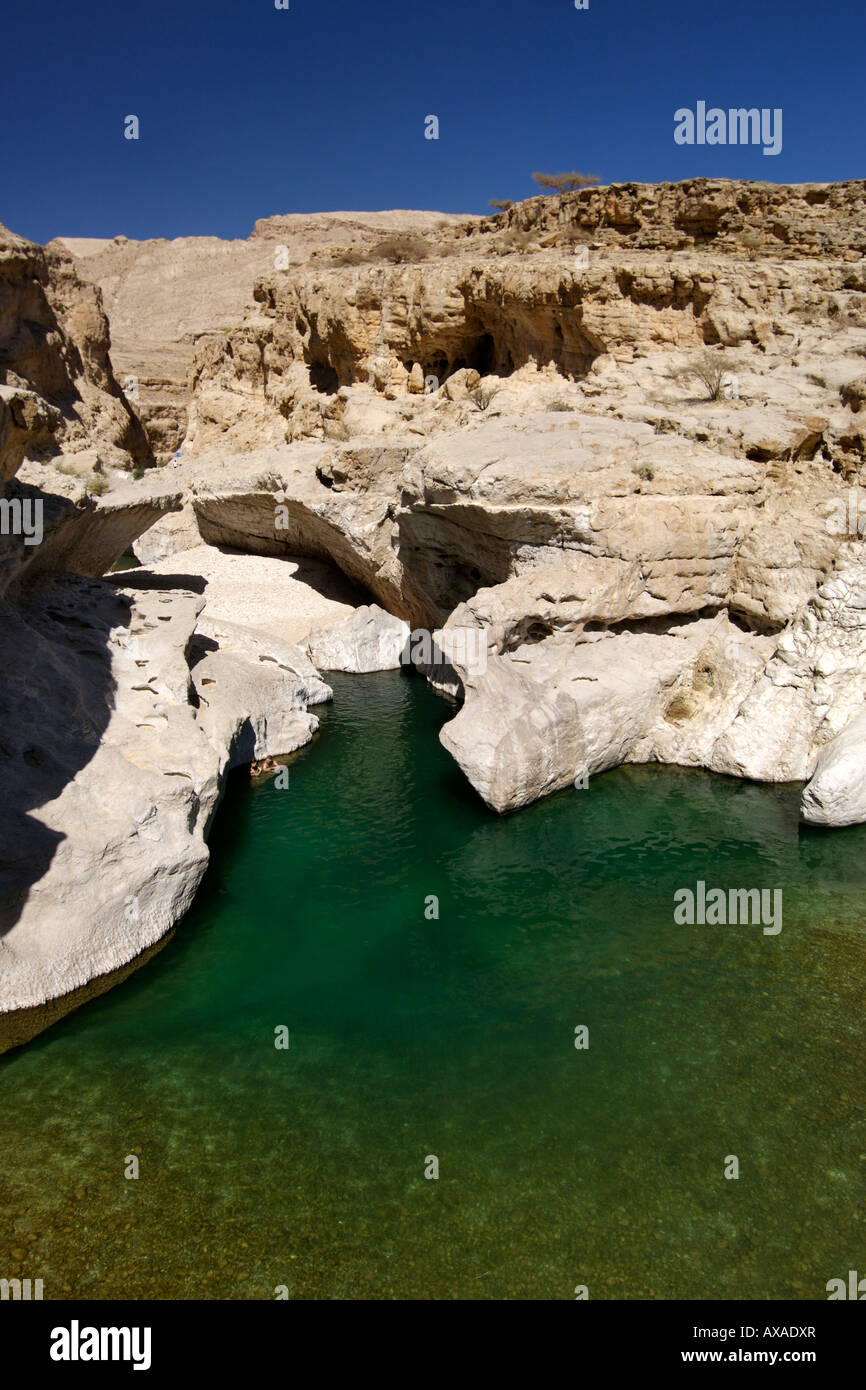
[4,0,862,244]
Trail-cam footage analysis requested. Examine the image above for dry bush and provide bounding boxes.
[841,378,866,412]
[497,228,534,253]
[560,227,591,247]
[740,232,764,261]
[329,248,366,267]
[367,235,431,264]
[671,350,741,402]
[829,309,865,332]
[532,171,600,195]
[468,385,501,412]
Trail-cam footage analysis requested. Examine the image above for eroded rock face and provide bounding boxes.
[498,178,866,259]
[0,222,151,477]
[182,178,866,458]
[134,347,866,820]
[440,618,724,811]
[0,575,331,1018]
[4,179,866,1032]
[0,227,336,1033]
[56,212,470,455]
[713,547,866,782]
[0,479,182,597]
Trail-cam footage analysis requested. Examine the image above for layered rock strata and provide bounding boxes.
[0,227,334,1034]
[3,180,866,1037]
[57,212,469,454]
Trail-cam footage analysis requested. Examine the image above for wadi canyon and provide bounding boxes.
[2,176,866,1042]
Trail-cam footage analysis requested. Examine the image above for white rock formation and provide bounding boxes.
[306,604,410,672]
[0,576,331,1017]
[801,711,866,826]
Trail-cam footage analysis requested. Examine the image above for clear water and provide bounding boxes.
[1,670,864,1300]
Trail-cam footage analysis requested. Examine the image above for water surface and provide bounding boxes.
[1,671,864,1299]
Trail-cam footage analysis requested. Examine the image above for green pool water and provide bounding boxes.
[1,670,864,1300]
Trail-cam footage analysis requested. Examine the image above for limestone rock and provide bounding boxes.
[439,617,721,812]
[57,211,469,454]
[0,479,182,597]
[0,574,331,1018]
[712,547,866,782]
[0,222,151,480]
[306,604,410,672]
[800,711,866,826]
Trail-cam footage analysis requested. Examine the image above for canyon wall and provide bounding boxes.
[3,179,866,1040]
[0,227,332,1038]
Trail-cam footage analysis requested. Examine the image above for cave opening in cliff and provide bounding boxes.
[426,351,449,383]
[420,330,522,384]
[309,361,339,394]
[450,332,497,378]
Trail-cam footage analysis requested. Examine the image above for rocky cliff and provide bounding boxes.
[183,177,866,453]
[0,222,152,479]
[57,211,470,455]
[0,228,333,1042]
[3,179,866,1044]
[163,178,866,821]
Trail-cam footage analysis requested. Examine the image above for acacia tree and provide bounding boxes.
[532,171,600,194]
[672,351,741,402]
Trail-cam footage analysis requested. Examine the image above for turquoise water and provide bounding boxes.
[1,670,865,1300]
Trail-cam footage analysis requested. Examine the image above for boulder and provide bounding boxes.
[801,711,866,826]
[306,604,410,672]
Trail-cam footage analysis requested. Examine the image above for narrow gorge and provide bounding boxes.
[2,176,866,1048]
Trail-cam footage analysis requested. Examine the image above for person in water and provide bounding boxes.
[250,756,279,777]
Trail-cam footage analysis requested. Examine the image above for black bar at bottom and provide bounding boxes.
[0,1298,859,1375]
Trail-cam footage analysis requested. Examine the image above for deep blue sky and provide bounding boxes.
[4,0,862,244]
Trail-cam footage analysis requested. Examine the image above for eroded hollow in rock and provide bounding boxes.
[409,309,600,384]
[452,332,496,376]
[308,360,339,394]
